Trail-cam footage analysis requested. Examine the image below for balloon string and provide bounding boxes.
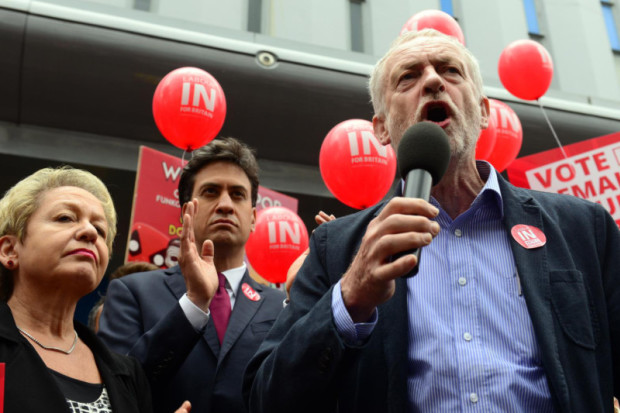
[537,99,568,159]
[181,148,188,166]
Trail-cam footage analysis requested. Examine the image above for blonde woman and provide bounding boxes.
[0,167,190,413]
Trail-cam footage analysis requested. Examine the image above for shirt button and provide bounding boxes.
[458,277,467,286]
[470,393,479,403]
[463,332,472,341]
[454,228,462,237]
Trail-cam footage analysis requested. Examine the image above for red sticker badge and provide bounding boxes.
[511,225,546,249]
[242,283,261,301]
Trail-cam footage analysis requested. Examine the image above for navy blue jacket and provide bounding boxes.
[99,266,285,413]
[245,172,620,413]
[0,302,152,413]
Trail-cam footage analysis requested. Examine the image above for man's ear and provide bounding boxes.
[373,115,391,146]
[479,96,490,129]
[250,207,257,232]
[0,235,19,269]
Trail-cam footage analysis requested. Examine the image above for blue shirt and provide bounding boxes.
[333,162,555,412]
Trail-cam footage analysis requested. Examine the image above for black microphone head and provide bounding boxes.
[397,122,451,185]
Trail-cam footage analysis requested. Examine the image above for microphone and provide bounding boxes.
[395,121,451,277]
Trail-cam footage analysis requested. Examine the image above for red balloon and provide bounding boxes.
[319,119,396,209]
[153,67,226,150]
[485,99,523,172]
[401,9,465,45]
[498,40,553,100]
[475,109,497,160]
[246,207,309,284]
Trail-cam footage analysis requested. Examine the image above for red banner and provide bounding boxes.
[126,146,298,269]
[0,362,4,413]
[507,132,620,228]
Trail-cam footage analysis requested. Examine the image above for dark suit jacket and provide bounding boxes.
[244,173,620,413]
[0,302,152,413]
[98,266,285,413]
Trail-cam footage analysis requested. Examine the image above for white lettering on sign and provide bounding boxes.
[348,130,387,158]
[492,105,521,137]
[256,193,282,209]
[524,143,620,224]
[162,162,182,181]
[181,82,216,111]
[268,221,301,245]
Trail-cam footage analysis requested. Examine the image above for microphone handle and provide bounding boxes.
[395,169,433,278]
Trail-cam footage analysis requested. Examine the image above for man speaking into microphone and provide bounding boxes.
[244,29,620,413]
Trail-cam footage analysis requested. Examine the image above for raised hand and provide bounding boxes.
[174,401,191,413]
[315,210,336,226]
[179,199,219,312]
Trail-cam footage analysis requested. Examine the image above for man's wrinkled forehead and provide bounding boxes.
[388,36,466,72]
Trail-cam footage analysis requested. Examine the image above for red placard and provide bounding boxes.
[507,132,620,228]
[0,362,4,413]
[126,146,298,269]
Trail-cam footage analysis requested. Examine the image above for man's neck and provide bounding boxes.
[213,247,246,273]
[431,157,485,220]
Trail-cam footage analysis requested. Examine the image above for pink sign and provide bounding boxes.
[507,132,620,228]
[126,146,298,268]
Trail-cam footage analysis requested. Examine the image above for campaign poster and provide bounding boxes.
[126,146,298,271]
[507,132,620,228]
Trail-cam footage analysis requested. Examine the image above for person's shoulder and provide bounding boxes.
[111,266,177,287]
[500,173,604,212]
[312,200,388,246]
[257,284,286,300]
[520,185,603,211]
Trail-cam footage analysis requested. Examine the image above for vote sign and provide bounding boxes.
[507,131,620,228]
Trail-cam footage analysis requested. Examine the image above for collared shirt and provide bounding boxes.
[180,263,246,331]
[333,162,555,412]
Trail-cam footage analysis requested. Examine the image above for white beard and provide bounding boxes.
[387,93,483,160]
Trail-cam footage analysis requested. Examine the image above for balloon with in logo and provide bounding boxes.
[245,207,309,284]
[152,67,227,150]
[320,119,396,209]
[486,99,523,172]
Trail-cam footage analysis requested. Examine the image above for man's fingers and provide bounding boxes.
[378,197,439,221]
[374,231,435,259]
[201,239,215,261]
[374,253,418,280]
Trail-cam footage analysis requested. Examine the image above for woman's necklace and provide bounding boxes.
[17,327,78,355]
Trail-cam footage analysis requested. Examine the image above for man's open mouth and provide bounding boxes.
[423,102,451,124]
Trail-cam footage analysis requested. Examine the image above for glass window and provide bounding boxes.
[602,2,620,51]
[440,0,454,16]
[350,0,364,52]
[523,0,541,35]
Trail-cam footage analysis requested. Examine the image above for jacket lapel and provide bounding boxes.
[498,174,568,410]
[217,271,263,364]
[163,266,221,356]
[380,276,409,413]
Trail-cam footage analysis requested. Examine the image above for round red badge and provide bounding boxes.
[511,225,546,249]
[241,283,261,301]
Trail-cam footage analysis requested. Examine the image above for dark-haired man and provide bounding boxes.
[99,137,285,413]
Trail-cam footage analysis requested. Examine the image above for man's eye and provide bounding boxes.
[399,72,416,82]
[202,188,216,195]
